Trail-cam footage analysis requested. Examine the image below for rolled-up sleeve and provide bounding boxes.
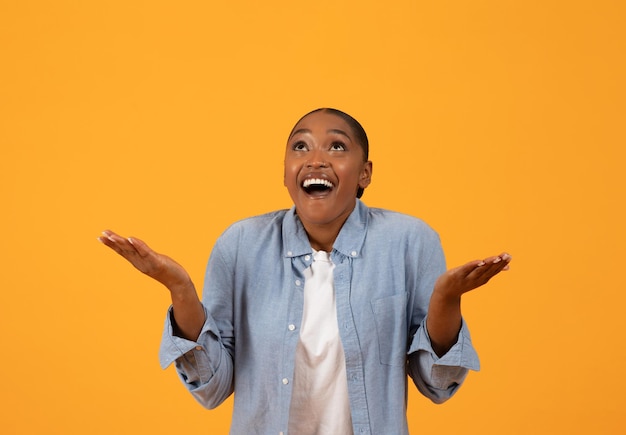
[158,305,235,409]
[408,318,480,404]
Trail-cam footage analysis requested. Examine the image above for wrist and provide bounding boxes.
[166,278,195,297]
[431,284,462,306]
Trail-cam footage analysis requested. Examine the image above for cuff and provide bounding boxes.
[158,305,220,369]
[410,317,480,371]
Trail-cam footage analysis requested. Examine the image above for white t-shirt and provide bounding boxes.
[288,250,353,435]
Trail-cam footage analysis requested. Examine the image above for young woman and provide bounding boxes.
[100,108,511,434]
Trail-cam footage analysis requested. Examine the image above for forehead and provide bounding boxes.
[289,111,355,139]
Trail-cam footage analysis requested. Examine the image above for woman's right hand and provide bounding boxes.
[99,230,205,340]
[98,230,192,291]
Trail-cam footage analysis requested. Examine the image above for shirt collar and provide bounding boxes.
[282,199,369,259]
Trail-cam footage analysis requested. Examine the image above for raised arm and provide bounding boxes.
[426,253,511,356]
[98,230,205,341]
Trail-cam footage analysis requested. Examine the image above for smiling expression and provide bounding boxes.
[284,110,372,229]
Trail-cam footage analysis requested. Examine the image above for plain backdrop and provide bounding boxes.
[1,1,624,434]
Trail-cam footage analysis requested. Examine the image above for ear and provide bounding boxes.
[358,161,373,189]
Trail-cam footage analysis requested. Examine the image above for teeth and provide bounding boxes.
[303,178,334,189]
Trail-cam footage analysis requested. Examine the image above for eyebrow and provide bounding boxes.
[289,128,351,140]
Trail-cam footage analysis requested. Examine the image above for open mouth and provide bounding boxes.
[302,178,335,195]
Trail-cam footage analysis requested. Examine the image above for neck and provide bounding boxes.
[299,206,355,252]
[304,224,341,252]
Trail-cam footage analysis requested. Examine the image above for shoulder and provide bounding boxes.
[228,209,289,230]
[366,206,439,239]
[219,209,288,238]
[213,209,290,252]
[362,206,445,270]
[359,205,443,258]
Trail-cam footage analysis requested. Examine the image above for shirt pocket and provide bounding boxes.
[370,292,408,366]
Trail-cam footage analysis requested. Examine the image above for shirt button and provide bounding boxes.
[282,378,289,385]
[295,279,301,286]
[195,346,202,351]
[304,255,311,261]
[288,324,296,331]
[351,250,357,257]
[287,251,293,256]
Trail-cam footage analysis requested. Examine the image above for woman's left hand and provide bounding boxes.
[434,253,512,300]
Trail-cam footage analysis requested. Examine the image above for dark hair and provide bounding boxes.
[290,108,370,198]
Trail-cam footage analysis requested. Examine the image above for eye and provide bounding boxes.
[330,142,346,151]
[292,141,308,151]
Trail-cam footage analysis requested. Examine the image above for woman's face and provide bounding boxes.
[284,111,372,228]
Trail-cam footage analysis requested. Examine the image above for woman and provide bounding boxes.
[99,108,511,434]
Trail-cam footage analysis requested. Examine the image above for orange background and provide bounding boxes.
[1,1,624,434]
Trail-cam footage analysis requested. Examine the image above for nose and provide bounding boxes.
[306,149,328,168]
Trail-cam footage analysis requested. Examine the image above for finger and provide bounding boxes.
[99,230,128,247]
[479,254,503,266]
[100,229,126,242]
[451,260,488,278]
[477,253,511,269]
[127,236,155,258]
[498,253,512,272]
[490,253,512,272]
[471,253,512,281]
[98,230,122,250]
[99,230,141,259]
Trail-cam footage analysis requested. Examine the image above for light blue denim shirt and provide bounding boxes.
[159,199,480,435]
